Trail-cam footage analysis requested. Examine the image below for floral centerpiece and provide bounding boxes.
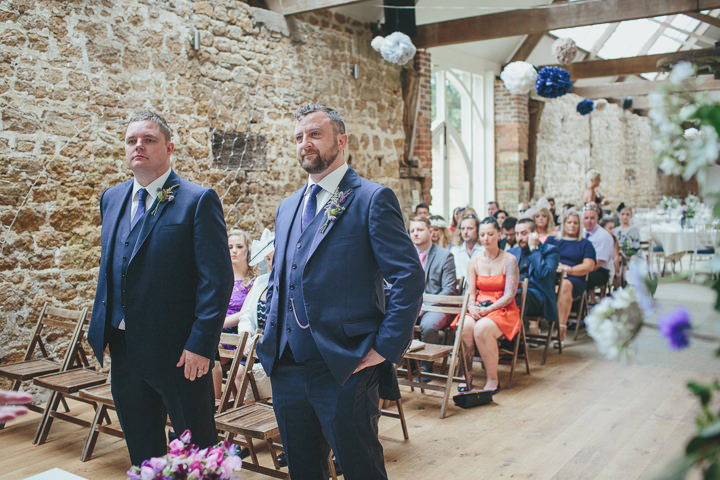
[661,196,681,211]
[127,430,242,480]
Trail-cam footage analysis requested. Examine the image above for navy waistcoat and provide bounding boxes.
[277,201,322,362]
[108,196,143,329]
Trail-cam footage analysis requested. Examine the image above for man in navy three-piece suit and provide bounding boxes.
[87,111,233,465]
[257,104,424,479]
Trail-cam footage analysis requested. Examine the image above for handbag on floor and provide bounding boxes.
[452,389,495,408]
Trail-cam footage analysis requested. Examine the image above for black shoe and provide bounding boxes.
[277,451,287,467]
[239,447,250,459]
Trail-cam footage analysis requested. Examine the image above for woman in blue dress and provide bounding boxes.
[545,210,596,341]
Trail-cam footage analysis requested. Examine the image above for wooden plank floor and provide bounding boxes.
[0,281,717,479]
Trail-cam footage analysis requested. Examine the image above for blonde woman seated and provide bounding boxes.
[583,169,610,206]
[533,205,555,243]
[212,229,274,400]
[429,215,451,248]
[458,217,520,393]
[545,211,596,342]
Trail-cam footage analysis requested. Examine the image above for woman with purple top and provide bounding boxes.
[212,229,258,398]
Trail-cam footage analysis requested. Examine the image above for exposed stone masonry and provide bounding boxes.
[0,0,421,384]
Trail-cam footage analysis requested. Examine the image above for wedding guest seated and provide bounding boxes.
[533,205,555,243]
[455,217,520,392]
[487,201,500,218]
[582,204,614,303]
[616,205,640,243]
[450,213,483,280]
[414,202,430,219]
[409,216,456,372]
[583,169,609,206]
[429,214,451,248]
[545,210,596,341]
[501,217,518,250]
[494,209,509,225]
[508,218,560,337]
[226,228,275,401]
[212,229,258,398]
[517,201,530,216]
[600,218,620,289]
[450,206,465,235]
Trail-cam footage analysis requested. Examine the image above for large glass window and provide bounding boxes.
[430,67,494,220]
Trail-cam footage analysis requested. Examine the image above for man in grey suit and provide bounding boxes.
[409,216,456,373]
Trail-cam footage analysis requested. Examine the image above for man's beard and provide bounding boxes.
[299,147,338,174]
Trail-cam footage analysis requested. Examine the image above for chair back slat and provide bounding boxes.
[232,333,262,409]
[422,305,465,315]
[45,306,88,320]
[216,332,250,414]
[43,319,79,330]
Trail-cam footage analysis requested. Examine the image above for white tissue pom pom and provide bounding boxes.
[371,36,385,52]
[595,98,608,110]
[500,61,537,95]
[377,31,416,65]
[552,37,578,65]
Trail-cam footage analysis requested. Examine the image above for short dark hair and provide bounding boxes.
[599,218,615,228]
[409,216,431,228]
[488,201,499,208]
[516,218,536,231]
[127,110,172,142]
[415,203,429,212]
[494,209,509,218]
[294,104,346,135]
[480,216,500,231]
[502,217,518,230]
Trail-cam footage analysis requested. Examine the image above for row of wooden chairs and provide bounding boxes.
[0,305,408,479]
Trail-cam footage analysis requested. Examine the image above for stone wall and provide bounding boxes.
[533,93,688,209]
[0,0,414,382]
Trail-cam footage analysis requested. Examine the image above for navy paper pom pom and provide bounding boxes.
[577,99,594,115]
[535,66,573,98]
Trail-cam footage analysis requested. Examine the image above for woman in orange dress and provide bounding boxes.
[461,217,520,392]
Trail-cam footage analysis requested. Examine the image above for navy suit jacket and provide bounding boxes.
[257,167,425,385]
[88,170,233,375]
[508,243,560,324]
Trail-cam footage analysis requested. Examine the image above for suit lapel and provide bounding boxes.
[424,243,436,283]
[306,168,362,262]
[130,171,180,263]
[275,186,306,277]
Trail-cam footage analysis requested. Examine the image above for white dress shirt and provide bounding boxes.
[584,225,614,270]
[450,242,484,280]
[303,162,349,215]
[130,168,172,225]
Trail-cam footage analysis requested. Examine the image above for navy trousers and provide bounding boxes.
[270,359,387,480]
[108,328,217,465]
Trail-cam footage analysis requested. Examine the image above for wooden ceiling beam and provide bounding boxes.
[571,76,720,97]
[264,0,366,15]
[541,46,720,79]
[416,0,720,49]
[685,11,720,29]
[509,33,546,63]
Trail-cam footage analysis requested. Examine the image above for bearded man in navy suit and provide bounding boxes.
[87,111,233,465]
[257,104,424,479]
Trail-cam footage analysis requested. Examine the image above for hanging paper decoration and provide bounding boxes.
[535,66,573,98]
[623,97,633,109]
[577,99,594,115]
[552,37,578,65]
[500,61,538,95]
[594,98,608,110]
[371,32,416,65]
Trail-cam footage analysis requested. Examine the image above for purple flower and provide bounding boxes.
[658,307,691,350]
[168,195,175,202]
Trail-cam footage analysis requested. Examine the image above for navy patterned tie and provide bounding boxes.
[131,188,147,230]
[301,184,323,231]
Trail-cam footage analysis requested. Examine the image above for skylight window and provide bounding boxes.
[597,19,660,59]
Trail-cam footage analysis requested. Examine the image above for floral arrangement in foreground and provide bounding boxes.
[589,61,720,479]
[127,430,242,480]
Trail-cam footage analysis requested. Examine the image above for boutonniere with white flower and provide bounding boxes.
[320,188,352,233]
[151,184,179,215]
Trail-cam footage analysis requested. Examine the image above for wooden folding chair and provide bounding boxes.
[214,333,292,479]
[525,271,565,364]
[31,319,109,445]
[396,291,471,418]
[0,304,89,428]
[498,279,530,388]
[78,332,250,462]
